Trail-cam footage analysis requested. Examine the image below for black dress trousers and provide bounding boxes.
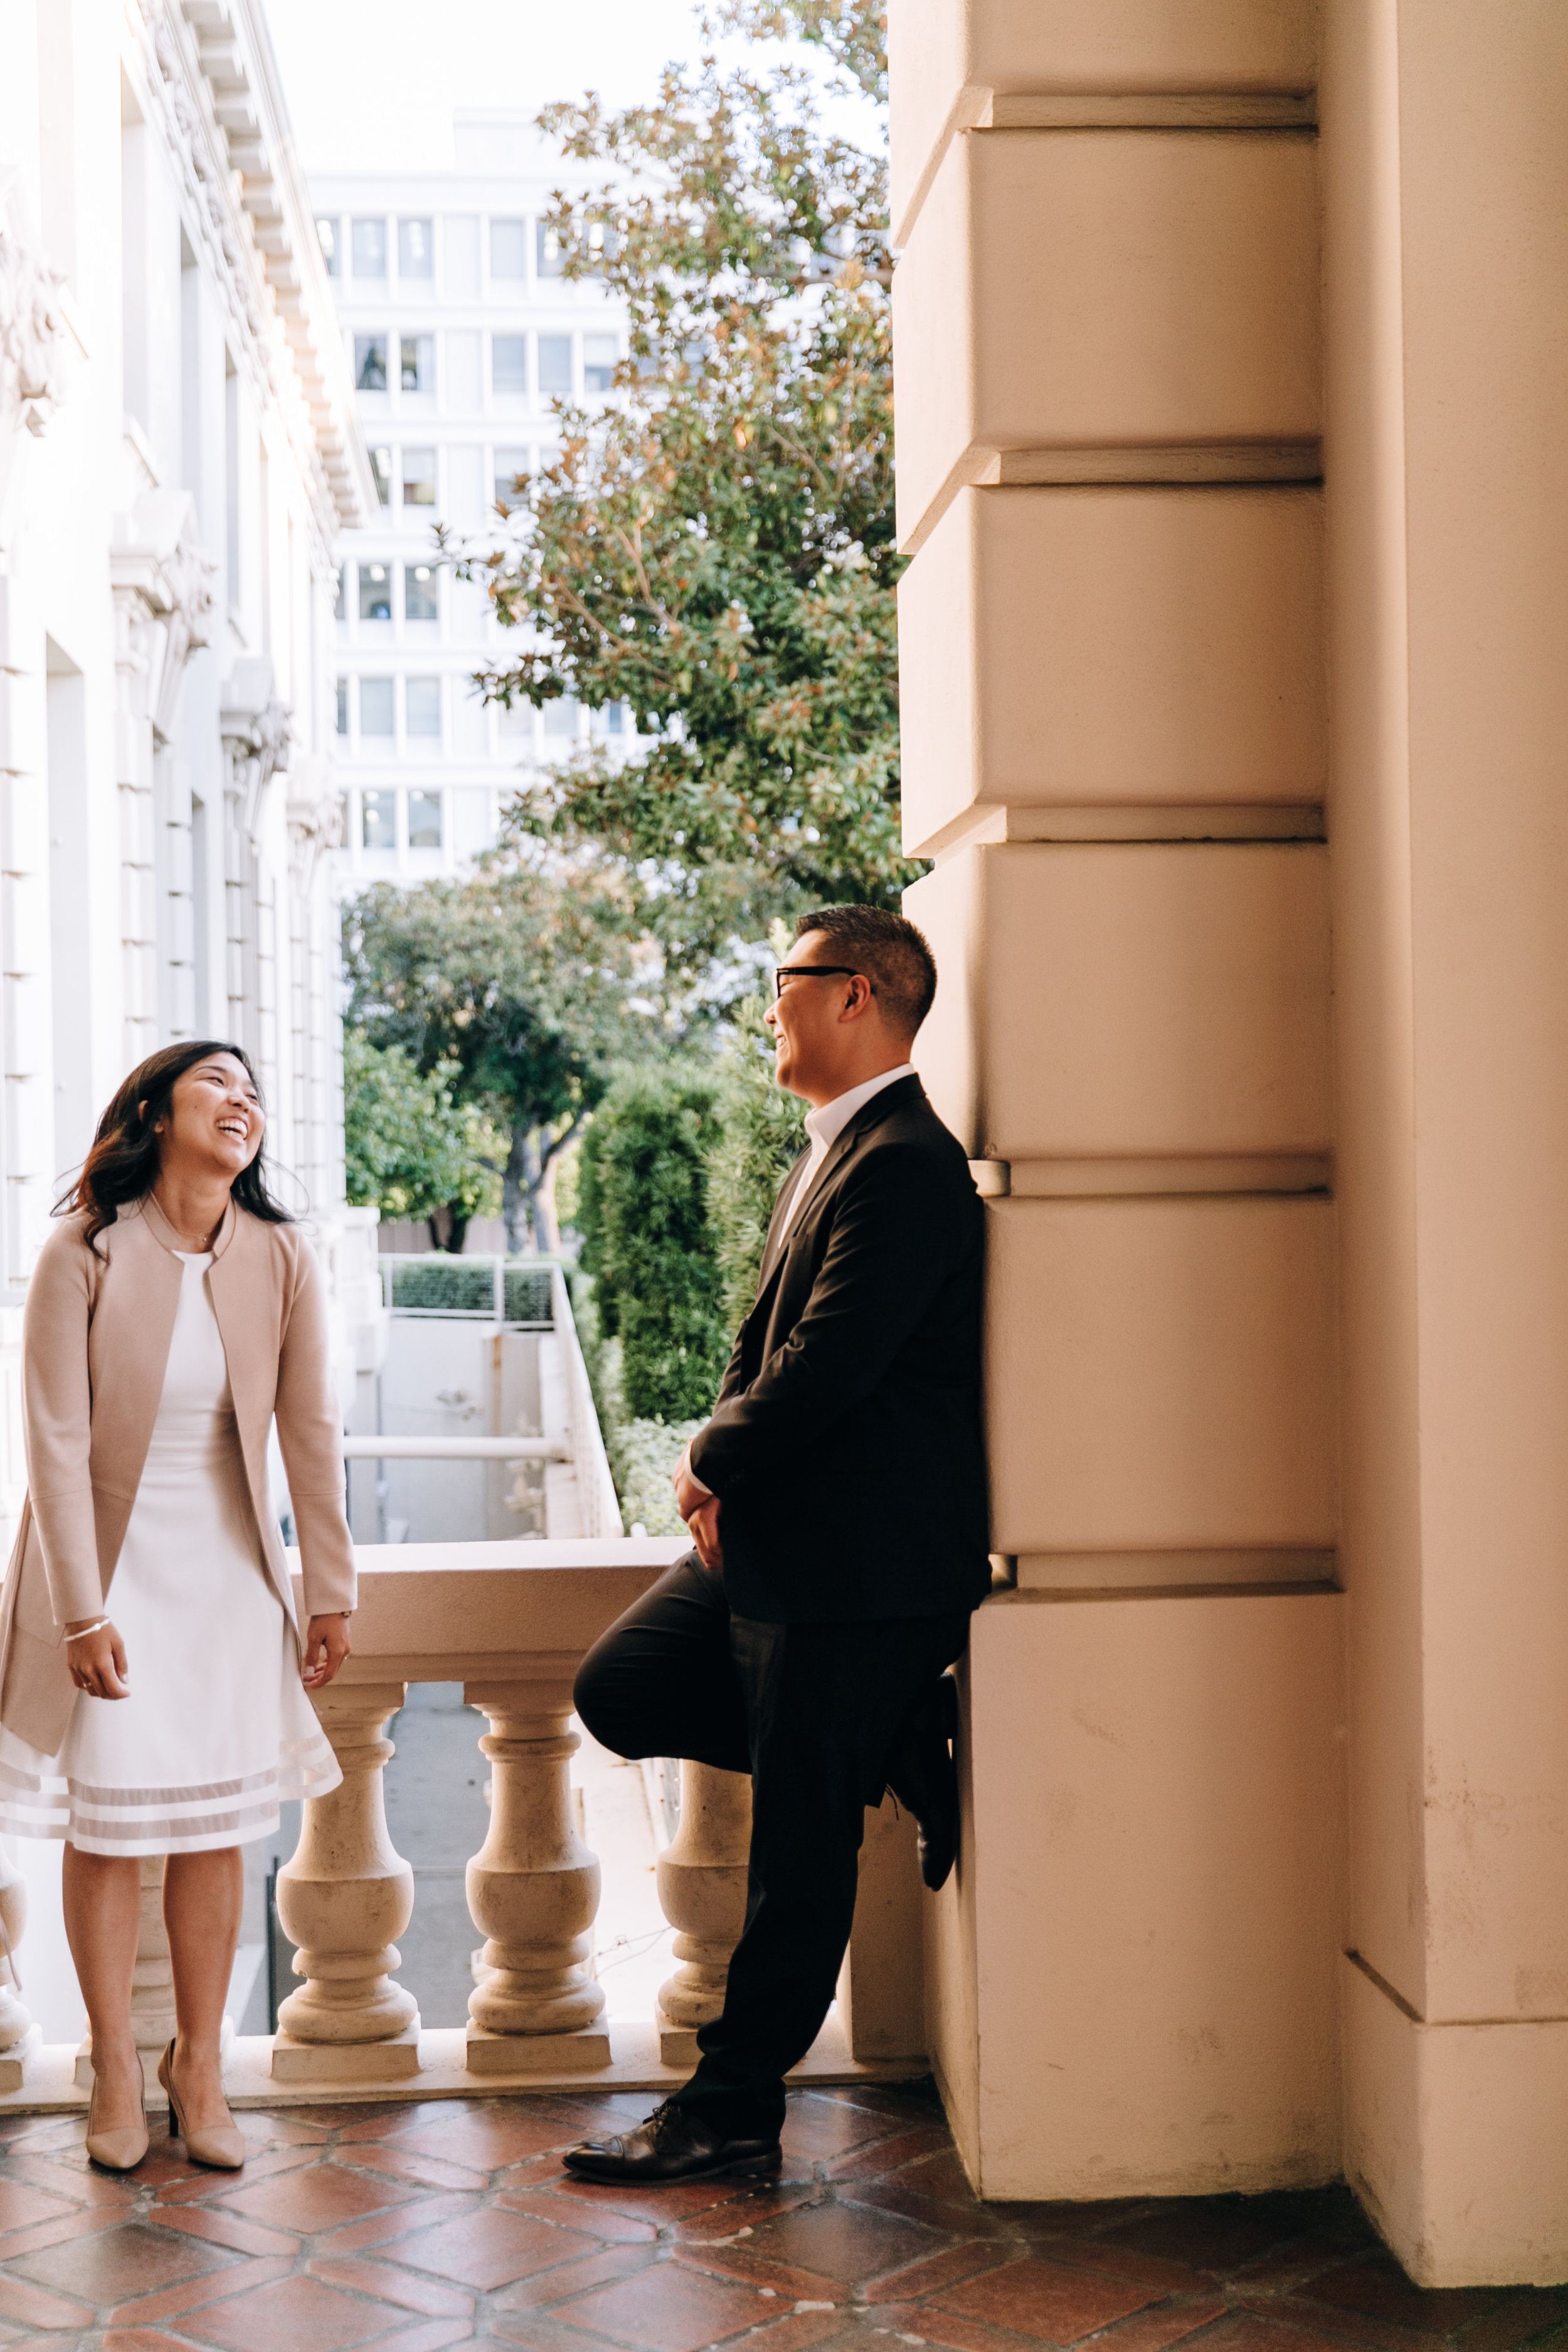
[573,1552,970,2140]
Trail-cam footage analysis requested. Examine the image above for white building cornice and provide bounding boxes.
[124,0,376,559]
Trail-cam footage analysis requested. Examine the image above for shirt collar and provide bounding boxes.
[803,1064,917,1153]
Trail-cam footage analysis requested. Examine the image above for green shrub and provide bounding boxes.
[575,1070,729,1421]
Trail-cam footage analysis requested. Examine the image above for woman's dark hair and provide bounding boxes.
[57,1041,293,1256]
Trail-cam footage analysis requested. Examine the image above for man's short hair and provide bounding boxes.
[794,904,938,1038]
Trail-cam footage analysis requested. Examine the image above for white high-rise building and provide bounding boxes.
[312,113,632,887]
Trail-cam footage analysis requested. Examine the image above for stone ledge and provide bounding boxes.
[0,2011,923,2114]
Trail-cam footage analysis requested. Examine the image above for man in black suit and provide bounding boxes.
[566,904,990,2186]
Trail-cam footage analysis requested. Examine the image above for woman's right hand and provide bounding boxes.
[65,1619,129,1700]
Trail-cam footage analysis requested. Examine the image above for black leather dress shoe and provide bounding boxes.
[887,1671,961,1891]
[563,2100,782,2185]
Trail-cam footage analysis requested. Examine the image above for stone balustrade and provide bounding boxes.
[0,1535,926,2106]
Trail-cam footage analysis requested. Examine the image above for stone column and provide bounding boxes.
[0,1846,38,2091]
[272,1682,420,2080]
[464,1678,609,2074]
[654,1762,751,2068]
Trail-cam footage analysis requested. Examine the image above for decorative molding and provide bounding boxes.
[0,183,69,438]
[900,441,1323,561]
[124,0,373,550]
[109,489,220,744]
[285,751,344,891]
[892,87,1317,250]
[221,656,292,845]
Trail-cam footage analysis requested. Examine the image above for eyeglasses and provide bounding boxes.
[772,964,867,998]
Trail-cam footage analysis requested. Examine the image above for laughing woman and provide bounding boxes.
[0,1043,354,2172]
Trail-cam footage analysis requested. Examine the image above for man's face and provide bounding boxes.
[765,930,866,1101]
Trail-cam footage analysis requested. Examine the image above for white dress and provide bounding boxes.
[0,1251,340,1854]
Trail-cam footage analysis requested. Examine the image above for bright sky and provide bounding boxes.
[262,0,878,174]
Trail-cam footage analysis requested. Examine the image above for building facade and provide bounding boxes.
[0,0,382,1541]
[894,0,1568,2287]
[312,113,632,890]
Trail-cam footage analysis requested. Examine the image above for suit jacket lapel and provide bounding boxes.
[747,1075,928,1318]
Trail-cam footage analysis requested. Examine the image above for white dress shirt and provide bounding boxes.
[681,1062,916,1507]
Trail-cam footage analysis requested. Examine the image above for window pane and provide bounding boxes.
[451,787,495,857]
[490,218,527,279]
[607,699,625,734]
[538,335,572,396]
[401,448,437,508]
[360,682,395,739]
[355,335,388,393]
[543,694,580,737]
[406,683,442,743]
[492,334,527,398]
[317,217,339,276]
[407,788,443,842]
[443,215,480,298]
[358,563,393,622]
[334,677,347,735]
[536,222,565,278]
[583,333,618,393]
[400,334,434,395]
[361,788,396,847]
[398,218,433,277]
[405,563,438,620]
[332,564,346,621]
[445,329,481,409]
[351,218,387,278]
[493,447,529,511]
[496,698,533,740]
[371,445,392,506]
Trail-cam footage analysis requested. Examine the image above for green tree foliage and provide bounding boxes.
[341,1032,502,1249]
[447,0,913,970]
[341,856,655,1254]
[705,988,807,1333]
[576,1069,731,1419]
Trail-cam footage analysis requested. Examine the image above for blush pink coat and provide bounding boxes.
[0,1192,355,1756]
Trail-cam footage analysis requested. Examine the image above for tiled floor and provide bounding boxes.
[0,2082,1564,2352]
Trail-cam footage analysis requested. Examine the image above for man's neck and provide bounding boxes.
[798,1058,913,1115]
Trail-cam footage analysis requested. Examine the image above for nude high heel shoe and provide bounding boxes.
[159,2038,245,2169]
[85,2052,149,2171]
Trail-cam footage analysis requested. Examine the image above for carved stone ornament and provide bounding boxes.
[109,490,220,744]
[221,656,294,845]
[286,751,345,891]
[0,172,68,435]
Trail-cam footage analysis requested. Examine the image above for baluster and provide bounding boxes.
[0,1845,38,2090]
[654,1761,752,2067]
[272,1682,420,2080]
[464,1677,610,2073]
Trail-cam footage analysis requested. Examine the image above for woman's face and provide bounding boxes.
[154,1053,265,1185]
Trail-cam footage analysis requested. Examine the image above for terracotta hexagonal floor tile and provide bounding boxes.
[933,2255,1165,2343]
[740,2196,950,2286]
[0,2179,75,2233]
[213,2161,419,2237]
[186,2272,394,2352]
[395,2207,603,2292]
[8,2217,233,2306]
[556,2260,779,2352]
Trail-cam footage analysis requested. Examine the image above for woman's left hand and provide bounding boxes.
[301,1613,351,1690]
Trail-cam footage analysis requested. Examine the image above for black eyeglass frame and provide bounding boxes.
[771,963,869,998]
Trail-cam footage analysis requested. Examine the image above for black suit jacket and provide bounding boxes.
[689,1073,990,1624]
